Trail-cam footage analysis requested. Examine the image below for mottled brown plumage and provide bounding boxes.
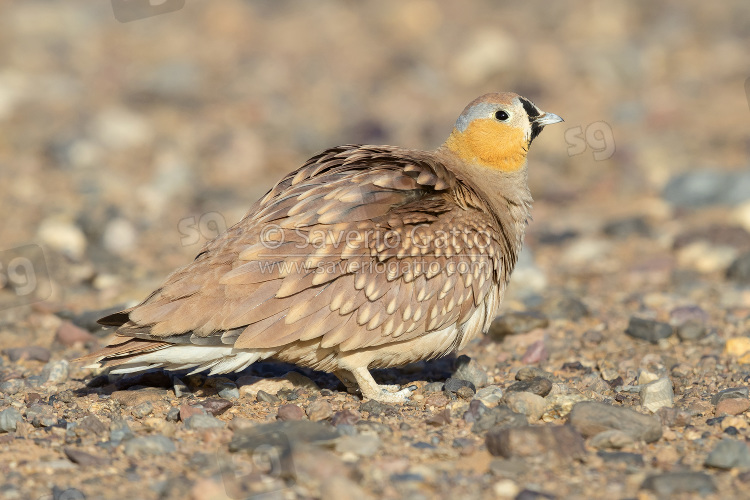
[78,92,562,402]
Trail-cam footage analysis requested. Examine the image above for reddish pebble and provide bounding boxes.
[522,339,548,364]
[56,321,96,346]
[716,398,750,416]
[180,405,205,421]
[277,404,304,421]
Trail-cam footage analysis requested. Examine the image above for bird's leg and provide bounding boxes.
[350,366,415,403]
[334,370,360,395]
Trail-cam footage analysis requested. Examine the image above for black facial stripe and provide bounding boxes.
[529,122,543,144]
[519,98,541,119]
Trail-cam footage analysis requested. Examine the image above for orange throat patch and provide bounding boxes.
[443,119,529,172]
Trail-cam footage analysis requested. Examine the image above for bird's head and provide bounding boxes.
[443,92,563,173]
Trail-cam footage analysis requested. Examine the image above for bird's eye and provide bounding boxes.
[495,110,509,121]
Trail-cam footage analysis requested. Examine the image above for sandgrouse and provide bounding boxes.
[79,92,562,403]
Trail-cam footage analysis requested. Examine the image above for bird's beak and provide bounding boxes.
[533,112,564,126]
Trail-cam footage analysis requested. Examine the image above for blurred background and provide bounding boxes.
[0,0,749,324]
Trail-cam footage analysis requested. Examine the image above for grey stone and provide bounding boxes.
[109,420,134,444]
[603,217,650,239]
[184,414,225,430]
[132,401,153,418]
[359,399,396,417]
[596,450,644,467]
[705,439,750,469]
[165,407,180,422]
[625,317,673,343]
[27,404,56,427]
[2,346,51,363]
[727,252,750,284]
[662,169,750,208]
[473,386,504,407]
[453,355,489,389]
[568,401,662,443]
[172,376,190,398]
[505,392,545,421]
[230,421,341,452]
[0,379,25,395]
[42,360,69,384]
[506,377,553,397]
[489,311,548,339]
[423,382,444,392]
[468,403,527,434]
[124,435,176,456]
[515,367,555,382]
[256,390,280,403]
[711,387,749,406]
[485,424,585,463]
[641,472,717,496]
[541,296,588,321]
[444,377,476,394]
[216,381,239,400]
[0,408,23,433]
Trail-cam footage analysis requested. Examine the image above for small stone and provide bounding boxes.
[625,317,673,343]
[172,376,190,398]
[603,217,650,239]
[711,387,749,405]
[185,414,225,430]
[727,251,750,284]
[515,367,554,382]
[716,398,750,416]
[237,375,293,398]
[444,377,476,394]
[521,340,547,364]
[200,398,233,416]
[456,386,475,400]
[37,218,87,260]
[41,360,69,385]
[705,439,750,469]
[282,371,320,392]
[55,321,95,346]
[109,420,134,444]
[424,409,451,426]
[506,377,553,398]
[424,381,445,392]
[2,346,51,363]
[77,415,107,436]
[473,386,504,408]
[360,399,396,417]
[277,404,304,421]
[132,401,153,418]
[541,296,589,321]
[453,355,489,389]
[26,403,56,427]
[542,393,589,421]
[670,306,708,341]
[0,408,23,433]
[639,377,674,412]
[489,311,548,339]
[124,435,176,456]
[63,447,106,466]
[425,392,450,408]
[485,424,585,463]
[588,430,635,450]
[656,407,692,427]
[180,405,206,421]
[568,401,662,443]
[256,390,281,403]
[470,404,527,434]
[166,407,180,422]
[582,330,603,345]
[331,410,360,426]
[306,400,333,421]
[505,392,545,422]
[230,421,341,452]
[0,379,25,395]
[640,472,717,496]
[216,380,240,400]
[726,337,750,360]
[334,434,381,457]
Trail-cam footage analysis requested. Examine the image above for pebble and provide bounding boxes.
[132,401,154,418]
[521,339,548,364]
[541,393,588,421]
[331,409,360,426]
[423,382,444,392]
[230,421,341,452]
[656,407,692,427]
[662,169,750,207]
[0,408,23,433]
[705,439,750,469]
[515,367,555,382]
[109,420,134,444]
[444,377,476,394]
[515,489,556,500]
[624,317,673,343]
[469,403,527,434]
[492,479,520,498]
[360,399,397,417]
[588,429,635,450]
[505,377,553,398]
[452,355,489,389]
[727,251,750,284]
[76,415,107,436]
[55,321,96,346]
[334,434,381,457]
[200,398,233,416]
[725,337,750,363]
[456,386,475,399]
[2,346,51,363]
[172,376,191,398]
[41,360,69,384]
[216,380,240,400]
[425,392,450,408]
[256,390,281,403]
[597,450,644,467]
[184,413,226,430]
[306,400,334,421]
[277,404,304,421]
[540,296,589,321]
[63,447,106,466]
[505,392,545,422]
[568,401,662,443]
[473,386,504,407]
[716,398,750,416]
[180,405,206,421]
[165,407,180,422]
[0,379,25,395]
[425,409,451,426]
[489,311,549,339]
[37,218,87,260]
[26,404,56,427]
[641,472,717,496]
[124,435,176,456]
[711,387,749,405]
[639,377,674,412]
[603,216,650,239]
[485,424,585,463]
[669,305,708,341]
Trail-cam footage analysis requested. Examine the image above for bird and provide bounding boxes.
[78,92,562,403]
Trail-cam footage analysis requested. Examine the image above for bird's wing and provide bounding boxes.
[97,145,506,352]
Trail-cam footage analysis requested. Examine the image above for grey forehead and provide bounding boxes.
[455,100,518,132]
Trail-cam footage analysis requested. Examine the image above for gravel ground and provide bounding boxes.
[2,1,750,499]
